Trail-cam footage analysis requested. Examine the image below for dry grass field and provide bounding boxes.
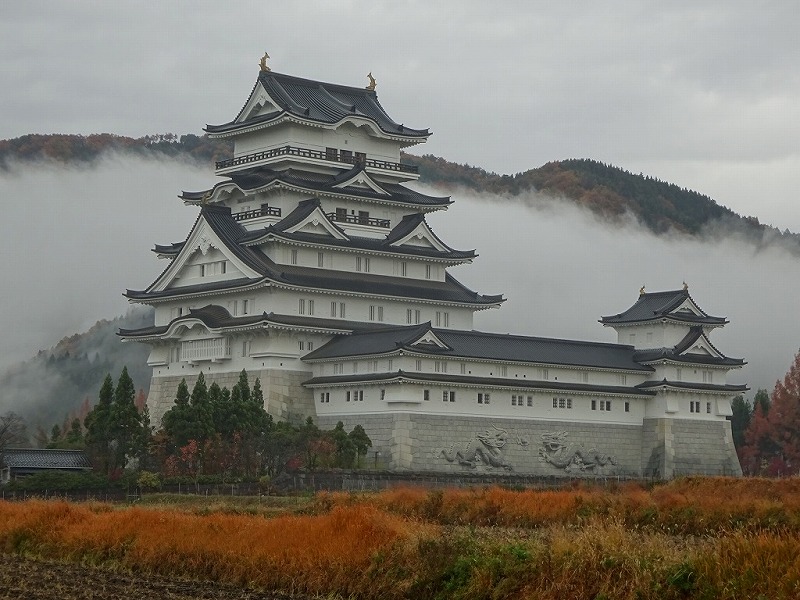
[2,477,800,599]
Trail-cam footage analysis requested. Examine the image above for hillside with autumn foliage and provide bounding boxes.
[2,133,797,249]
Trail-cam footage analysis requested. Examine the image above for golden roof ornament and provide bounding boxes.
[366,72,376,91]
[683,281,689,291]
[200,191,212,205]
[639,285,646,296]
[259,52,271,72]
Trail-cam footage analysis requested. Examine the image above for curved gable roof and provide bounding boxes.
[206,71,430,140]
[601,289,727,326]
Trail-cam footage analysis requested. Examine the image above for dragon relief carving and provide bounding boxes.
[539,431,617,475]
[440,425,529,471]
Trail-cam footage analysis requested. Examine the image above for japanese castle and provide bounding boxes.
[121,56,746,478]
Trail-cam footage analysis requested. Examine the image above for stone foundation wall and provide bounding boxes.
[641,418,742,478]
[318,414,642,477]
[147,369,314,427]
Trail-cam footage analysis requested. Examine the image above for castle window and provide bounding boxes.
[443,312,449,327]
[511,395,517,406]
[553,397,572,409]
[415,359,422,371]
[290,249,298,265]
[690,400,700,413]
[706,402,711,414]
[353,361,359,374]
[478,393,490,405]
[298,341,304,351]
[579,371,589,383]
[334,363,343,375]
[600,400,612,411]
[339,302,346,318]
[341,149,353,162]
[401,262,407,276]
[336,207,347,220]
[625,401,630,412]
[358,210,370,225]
[442,390,455,402]
[220,261,226,274]
[500,366,508,377]
[414,309,421,324]
[435,361,447,373]
[346,390,351,402]
[540,368,549,380]
[617,374,627,385]
[423,389,430,401]
[242,299,249,315]
[527,396,533,407]
[308,341,313,351]
[355,151,366,166]
[318,252,324,268]
[241,341,250,357]
[406,309,413,324]
[592,400,597,410]
[425,265,432,279]
[380,389,386,400]
[200,264,206,277]
[372,360,378,372]
[435,311,441,326]
[676,368,682,381]
[460,363,466,375]
[388,359,393,371]
[308,300,314,316]
[702,370,713,383]
[319,392,329,403]
[331,301,337,318]
[298,299,305,314]
[326,147,338,161]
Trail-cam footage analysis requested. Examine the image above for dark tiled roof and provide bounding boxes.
[1,448,91,470]
[636,379,749,393]
[181,166,451,207]
[303,370,655,397]
[206,71,429,139]
[633,327,745,366]
[239,205,475,261]
[601,289,727,326]
[304,324,653,372]
[119,306,387,338]
[129,205,501,306]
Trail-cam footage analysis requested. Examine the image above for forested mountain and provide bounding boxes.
[0,309,153,432]
[2,132,795,248]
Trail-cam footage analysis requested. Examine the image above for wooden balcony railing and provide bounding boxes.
[216,145,418,174]
[327,212,390,228]
[232,205,281,221]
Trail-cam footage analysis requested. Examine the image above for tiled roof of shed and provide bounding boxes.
[1,448,91,470]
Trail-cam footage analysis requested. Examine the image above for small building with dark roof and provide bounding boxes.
[120,58,745,479]
[1,449,92,484]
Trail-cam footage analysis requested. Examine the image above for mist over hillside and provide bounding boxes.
[1,152,798,429]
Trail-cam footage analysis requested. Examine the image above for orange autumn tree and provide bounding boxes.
[741,351,800,475]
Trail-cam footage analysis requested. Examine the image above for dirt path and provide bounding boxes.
[0,554,304,600]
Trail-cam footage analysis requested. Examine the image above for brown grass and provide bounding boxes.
[4,477,800,599]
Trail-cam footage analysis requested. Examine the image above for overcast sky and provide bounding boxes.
[1,2,799,405]
[1,1,798,230]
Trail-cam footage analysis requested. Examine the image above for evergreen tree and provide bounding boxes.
[84,374,114,473]
[162,378,194,448]
[729,395,751,450]
[348,424,372,468]
[109,366,143,472]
